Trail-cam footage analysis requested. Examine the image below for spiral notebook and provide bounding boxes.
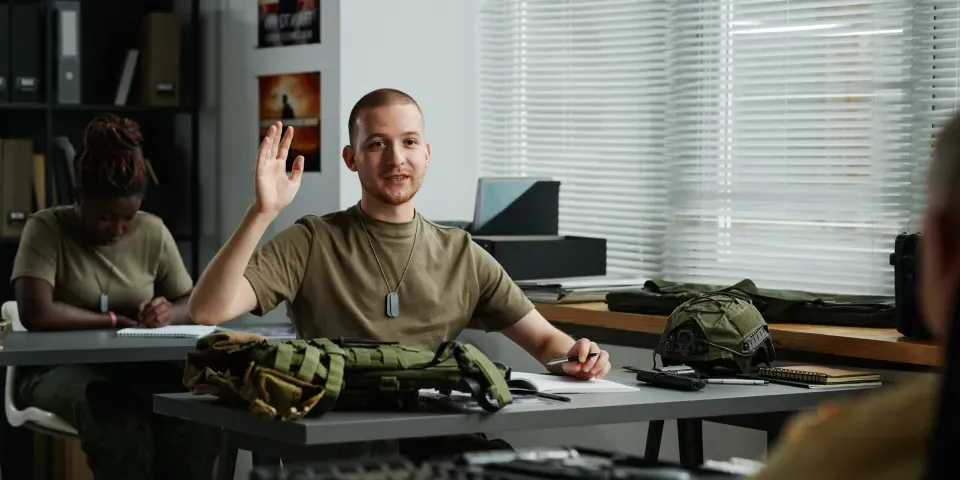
[116,325,218,339]
[757,365,881,385]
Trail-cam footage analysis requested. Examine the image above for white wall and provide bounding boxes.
[338,0,481,221]
[204,0,343,323]
[211,0,342,242]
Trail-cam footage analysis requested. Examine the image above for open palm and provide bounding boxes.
[255,121,305,214]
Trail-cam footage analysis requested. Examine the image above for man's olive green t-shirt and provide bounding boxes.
[243,204,535,349]
[10,206,194,318]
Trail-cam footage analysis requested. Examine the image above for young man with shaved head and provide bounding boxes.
[189,88,611,459]
[751,112,960,479]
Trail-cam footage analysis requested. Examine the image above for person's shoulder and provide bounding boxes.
[759,374,939,479]
[132,210,175,239]
[26,205,73,235]
[293,209,352,235]
[420,216,474,246]
[30,205,69,225]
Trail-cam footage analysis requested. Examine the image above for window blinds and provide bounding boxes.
[911,1,960,226]
[666,0,916,296]
[478,0,960,297]
[478,0,671,275]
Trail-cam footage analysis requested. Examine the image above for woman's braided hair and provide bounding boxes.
[74,114,149,199]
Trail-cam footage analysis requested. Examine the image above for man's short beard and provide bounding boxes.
[362,175,423,206]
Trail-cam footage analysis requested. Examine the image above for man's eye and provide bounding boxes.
[405,139,418,146]
[370,141,385,148]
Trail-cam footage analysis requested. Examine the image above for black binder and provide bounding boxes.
[0,5,9,102]
[9,4,43,103]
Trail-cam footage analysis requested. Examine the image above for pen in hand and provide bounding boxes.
[546,352,599,366]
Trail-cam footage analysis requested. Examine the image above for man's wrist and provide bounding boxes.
[247,203,280,221]
[107,311,117,328]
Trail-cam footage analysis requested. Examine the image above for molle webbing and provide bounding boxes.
[183,333,513,421]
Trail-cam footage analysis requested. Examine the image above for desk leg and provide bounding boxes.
[644,421,664,462]
[677,419,703,468]
[216,431,238,480]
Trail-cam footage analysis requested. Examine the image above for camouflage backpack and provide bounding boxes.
[654,291,776,374]
[183,332,513,421]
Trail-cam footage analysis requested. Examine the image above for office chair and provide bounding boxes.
[1,300,83,480]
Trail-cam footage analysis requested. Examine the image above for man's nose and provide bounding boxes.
[385,142,406,166]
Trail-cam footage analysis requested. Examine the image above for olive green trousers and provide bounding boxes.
[15,362,220,480]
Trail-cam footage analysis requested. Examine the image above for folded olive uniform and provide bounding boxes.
[752,375,940,480]
[10,206,220,480]
[243,204,535,459]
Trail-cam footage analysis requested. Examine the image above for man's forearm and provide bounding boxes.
[167,293,192,325]
[189,205,276,324]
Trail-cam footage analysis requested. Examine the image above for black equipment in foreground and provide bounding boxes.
[249,446,743,480]
[926,287,960,479]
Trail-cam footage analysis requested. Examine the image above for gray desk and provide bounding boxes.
[154,370,880,479]
[0,330,197,366]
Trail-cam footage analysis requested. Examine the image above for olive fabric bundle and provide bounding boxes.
[183,332,513,421]
[607,279,896,328]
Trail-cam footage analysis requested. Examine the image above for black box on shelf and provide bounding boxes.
[471,235,606,281]
[890,232,930,340]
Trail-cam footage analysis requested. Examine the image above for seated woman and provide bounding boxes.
[10,114,219,480]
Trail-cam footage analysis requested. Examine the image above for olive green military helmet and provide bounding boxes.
[654,290,776,374]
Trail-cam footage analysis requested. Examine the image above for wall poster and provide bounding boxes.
[258,71,321,172]
[258,0,320,47]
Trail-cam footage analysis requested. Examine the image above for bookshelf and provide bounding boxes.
[0,0,202,305]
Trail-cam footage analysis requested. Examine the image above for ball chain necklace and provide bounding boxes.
[356,204,420,318]
[76,205,118,313]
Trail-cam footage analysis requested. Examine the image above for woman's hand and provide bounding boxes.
[137,297,174,328]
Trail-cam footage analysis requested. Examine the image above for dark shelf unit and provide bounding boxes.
[0,0,203,305]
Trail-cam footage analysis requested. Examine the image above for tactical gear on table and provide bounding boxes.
[183,332,513,421]
[654,291,776,374]
[607,279,895,328]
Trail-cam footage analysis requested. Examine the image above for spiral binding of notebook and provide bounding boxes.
[756,366,828,384]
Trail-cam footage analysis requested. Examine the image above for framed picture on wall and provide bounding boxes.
[258,71,322,172]
[257,0,320,47]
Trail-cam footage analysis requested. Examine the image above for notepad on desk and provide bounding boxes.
[508,372,640,394]
[757,365,882,389]
[116,325,218,339]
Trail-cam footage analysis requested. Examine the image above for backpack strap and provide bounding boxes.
[310,338,346,413]
[404,342,512,412]
[455,344,512,410]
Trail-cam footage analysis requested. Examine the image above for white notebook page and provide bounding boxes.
[116,325,217,339]
[510,372,640,394]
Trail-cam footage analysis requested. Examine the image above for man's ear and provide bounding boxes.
[425,142,431,168]
[342,145,358,172]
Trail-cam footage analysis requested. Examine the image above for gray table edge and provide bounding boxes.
[153,385,880,446]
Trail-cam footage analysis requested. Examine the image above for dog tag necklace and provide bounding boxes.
[94,248,118,313]
[357,206,420,318]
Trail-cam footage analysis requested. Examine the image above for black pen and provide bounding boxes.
[546,352,599,366]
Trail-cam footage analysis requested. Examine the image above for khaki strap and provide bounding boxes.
[275,343,294,374]
[297,344,321,382]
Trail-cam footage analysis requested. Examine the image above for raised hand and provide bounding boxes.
[254,122,305,214]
